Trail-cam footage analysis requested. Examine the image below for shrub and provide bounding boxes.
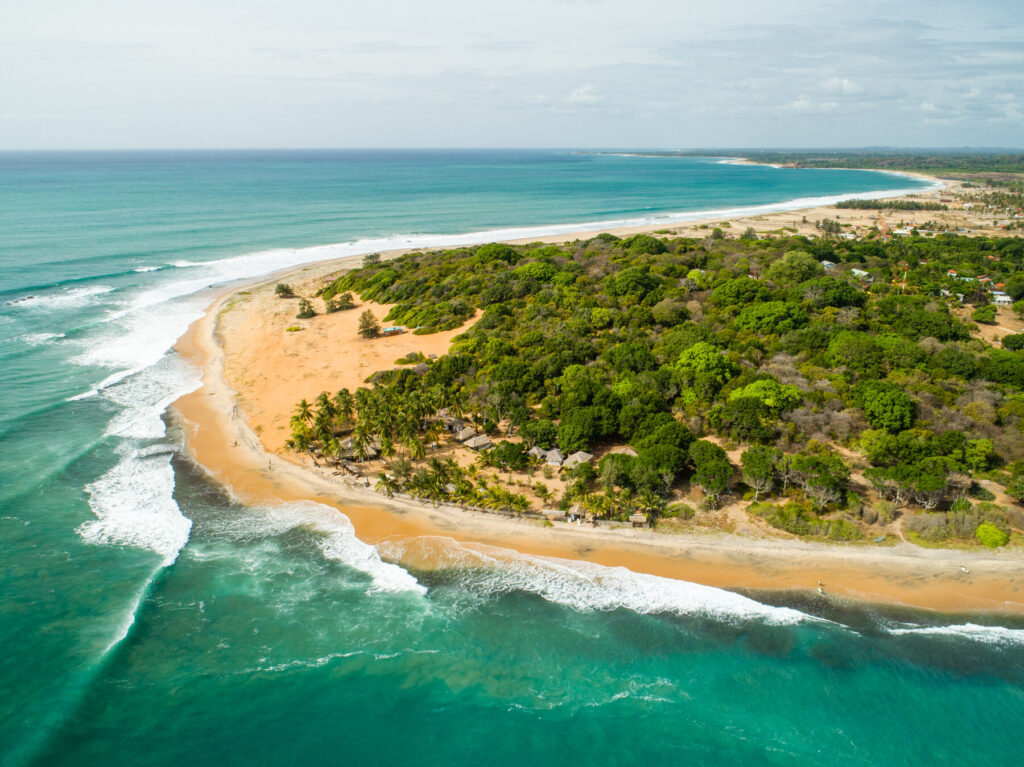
[975,523,1009,548]
[395,351,427,365]
[1002,334,1024,351]
[749,501,828,536]
[905,512,949,541]
[665,502,696,520]
[969,484,996,501]
[827,518,864,541]
[285,325,302,332]
[296,298,316,319]
[972,304,997,324]
[325,292,355,313]
[275,283,295,298]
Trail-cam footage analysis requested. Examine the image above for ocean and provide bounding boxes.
[1,149,1021,766]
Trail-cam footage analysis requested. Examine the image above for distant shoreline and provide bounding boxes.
[171,179,1024,617]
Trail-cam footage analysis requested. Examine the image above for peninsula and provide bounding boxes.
[174,166,1024,615]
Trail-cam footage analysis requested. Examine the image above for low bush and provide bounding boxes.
[296,298,316,319]
[975,523,1009,548]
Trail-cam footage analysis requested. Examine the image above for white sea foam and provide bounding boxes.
[215,502,426,595]
[132,265,162,272]
[19,331,66,346]
[381,539,807,624]
[6,285,115,309]
[78,442,192,566]
[102,354,201,439]
[886,622,1024,645]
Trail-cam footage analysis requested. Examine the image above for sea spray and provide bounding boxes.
[378,537,809,625]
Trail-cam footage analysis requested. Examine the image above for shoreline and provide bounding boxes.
[170,182,1024,618]
[151,164,945,289]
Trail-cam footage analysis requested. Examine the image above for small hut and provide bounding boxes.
[442,417,465,432]
[546,448,564,467]
[465,435,493,451]
[629,513,648,528]
[563,451,593,470]
[527,446,547,461]
[455,427,477,442]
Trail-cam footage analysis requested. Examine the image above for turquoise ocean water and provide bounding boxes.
[1,150,1021,766]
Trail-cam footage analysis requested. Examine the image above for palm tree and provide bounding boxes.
[424,421,444,449]
[325,437,341,467]
[375,472,399,498]
[294,399,313,425]
[315,391,335,419]
[378,435,396,462]
[405,435,426,462]
[453,478,476,506]
[352,425,372,463]
[333,388,355,425]
[428,457,449,484]
[391,458,413,485]
[636,490,665,522]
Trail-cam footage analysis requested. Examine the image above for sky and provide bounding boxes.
[1,0,1021,149]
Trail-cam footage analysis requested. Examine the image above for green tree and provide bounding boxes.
[358,310,381,338]
[651,297,688,326]
[728,378,802,414]
[766,250,823,285]
[741,446,781,501]
[851,381,915,433]
[672,342,738,401]
[689,440,732,507]
[710,397,776,443]
[972,304,997,324]
[296,298,316,319]
[734,301,808,334]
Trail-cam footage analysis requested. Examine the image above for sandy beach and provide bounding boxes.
[172,178,1024,617]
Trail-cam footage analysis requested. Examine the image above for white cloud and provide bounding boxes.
[1,0,1022,147]
[821,77,862,95]
[567,84,601,106]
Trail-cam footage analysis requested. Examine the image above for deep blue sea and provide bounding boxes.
[1,150,1021,766]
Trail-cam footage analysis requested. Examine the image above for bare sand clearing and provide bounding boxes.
[173,183,1024,616]
[220,280,479,453]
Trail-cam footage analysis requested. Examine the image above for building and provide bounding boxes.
[545,449,564,467]
[527,446,547,461]
[820,260,836,271]
[850,268,873,283]
[563,451,594,470]
[455,427,477,442]
[464,435,493,451]
[994,294,1013,306]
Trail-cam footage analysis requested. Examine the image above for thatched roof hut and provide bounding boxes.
[563,451,593,470]
[456,427,477,442]
[546,448,564,466]
[527,446,547,461]
[465,435,493,451]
